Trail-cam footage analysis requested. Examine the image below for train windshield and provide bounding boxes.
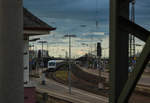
[49,62,55,66]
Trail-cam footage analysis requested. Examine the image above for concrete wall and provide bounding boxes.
[0,0,24,103]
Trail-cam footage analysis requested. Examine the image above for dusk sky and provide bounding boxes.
[24,0,150,58]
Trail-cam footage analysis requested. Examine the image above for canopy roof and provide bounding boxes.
[24,8,56,31]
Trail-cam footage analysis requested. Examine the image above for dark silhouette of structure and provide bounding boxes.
[110,0,150,103]
[0,1,24,103]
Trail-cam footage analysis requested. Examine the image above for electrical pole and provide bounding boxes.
[38,41,47,57]
[97,42,103,89]
[0,0,24,103]
[47,42,49,56]
[64,34,76,94]
[69,35,71,94]
[98,55,102,88]
[38,41,47,85]
[41,41,44,57]
[129,0,136,62]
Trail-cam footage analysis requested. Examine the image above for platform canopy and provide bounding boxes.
[23,8,56,36]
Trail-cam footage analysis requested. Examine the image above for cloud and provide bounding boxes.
[82,32,105,36]
[26,0,150,57]
[24,0,109,21]
[133,1,150,28]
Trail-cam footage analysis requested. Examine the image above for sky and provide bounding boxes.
[24,0,150,58]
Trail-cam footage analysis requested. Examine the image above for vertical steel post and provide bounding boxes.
[98,56,102,88]
[42,42,44,57]
[129,0,136,61]
[68,35,72,94]
[110,0,129,103]
[64,34,76,94]
[47,42,48,53]
[0,0,23,103]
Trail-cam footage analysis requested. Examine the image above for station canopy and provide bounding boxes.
[23,8,56,36]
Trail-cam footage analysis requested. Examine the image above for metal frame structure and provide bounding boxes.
[110,0,150,103]
[129,0,136,58]
[64,34,76,94]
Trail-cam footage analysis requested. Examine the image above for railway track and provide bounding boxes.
[46,62,150,98]
[136,84,150,96]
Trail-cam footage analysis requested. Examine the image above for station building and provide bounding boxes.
[23,8,56,103]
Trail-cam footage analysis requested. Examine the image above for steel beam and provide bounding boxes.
[109,0,129,103]
[0,0,23,103]
[118,36,150,103]
[119,16,150,42]
[110,0,150,103]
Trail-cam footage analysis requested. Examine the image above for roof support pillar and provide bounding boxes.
[109,0,129,103]
[0,0,23,103]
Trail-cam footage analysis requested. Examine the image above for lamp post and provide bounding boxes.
[38,40,48,85]
[64,34,76,94]
[29,38,40,54]
[38,41,48,57]
[97,42,104,89]
[29,38,40,75]
[47,42,49,53]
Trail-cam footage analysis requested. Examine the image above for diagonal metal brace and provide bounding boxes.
[119,16,150,42]
[118,36,150,103]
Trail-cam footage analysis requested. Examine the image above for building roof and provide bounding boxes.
[24,8,56,31]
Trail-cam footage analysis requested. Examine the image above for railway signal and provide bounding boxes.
[97,42,102,57]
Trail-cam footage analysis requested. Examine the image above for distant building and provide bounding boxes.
[23,8,56,103]
[29,49,49,58]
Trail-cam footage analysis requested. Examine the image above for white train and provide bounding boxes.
[47,60,64,72]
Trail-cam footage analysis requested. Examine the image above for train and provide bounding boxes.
[47,60,64,72]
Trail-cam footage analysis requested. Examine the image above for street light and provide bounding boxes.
[38,40,48,85]
[64,34,76,94]
[38,41,48,57]
[29,38,40,57]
